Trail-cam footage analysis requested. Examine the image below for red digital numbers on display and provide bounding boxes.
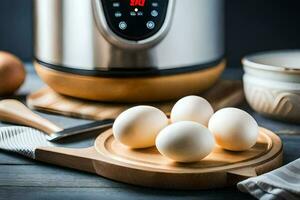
[130,0,146,7]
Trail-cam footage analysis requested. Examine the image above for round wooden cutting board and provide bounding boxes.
[36,127,282,190]
[91,127,282,189]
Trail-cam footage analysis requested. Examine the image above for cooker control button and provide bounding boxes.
[112,2,120,8]
[114,12,122,18]
[151,10,158,17]
[146,21,155,29]
[130,11,136,16]
[118,21,127,30]
[152,2,158,7]
[137,11,144,16]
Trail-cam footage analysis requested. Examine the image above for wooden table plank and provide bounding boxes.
[0,187,254,200]
[0,152,34,165]
[281,135,300,163]
[0,164,124,188]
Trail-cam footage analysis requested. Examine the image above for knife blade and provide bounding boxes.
[46,119,114,141]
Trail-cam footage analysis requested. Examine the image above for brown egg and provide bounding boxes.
[0,51,26,96]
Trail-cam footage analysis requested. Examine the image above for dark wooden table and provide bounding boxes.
[0,64,299,200]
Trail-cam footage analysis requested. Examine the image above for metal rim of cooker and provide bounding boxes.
[34,56,225,78]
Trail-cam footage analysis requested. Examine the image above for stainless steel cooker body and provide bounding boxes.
[34,0,224,76]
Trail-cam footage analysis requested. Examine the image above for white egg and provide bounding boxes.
[156,121,215,163]
[170,96,214,126]
[113,106,168,149]
[208,107,259,151]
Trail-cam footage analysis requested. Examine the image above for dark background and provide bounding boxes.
[1,0,300,67]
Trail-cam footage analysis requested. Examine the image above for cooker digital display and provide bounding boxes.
[130,0,146,7]
[101,0,169,41]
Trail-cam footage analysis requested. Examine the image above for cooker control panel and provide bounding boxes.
[101,0,169,41]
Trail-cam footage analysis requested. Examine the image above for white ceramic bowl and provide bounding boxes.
[243,50,300,123]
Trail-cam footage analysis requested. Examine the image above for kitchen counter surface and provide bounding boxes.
[0,64,299,200]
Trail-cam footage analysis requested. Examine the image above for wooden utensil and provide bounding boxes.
[35,127,282,189]
[0,99,114,141]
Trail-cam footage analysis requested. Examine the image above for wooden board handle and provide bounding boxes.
[0,99,62,135]
[35,146,98,173]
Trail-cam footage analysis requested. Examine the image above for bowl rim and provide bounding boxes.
[243,73,300,90]
[242,49,300,74]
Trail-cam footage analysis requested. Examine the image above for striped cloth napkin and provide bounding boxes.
[0,126,53,159]
[238,159,300,200]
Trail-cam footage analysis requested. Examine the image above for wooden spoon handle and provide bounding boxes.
[0,99,62,135]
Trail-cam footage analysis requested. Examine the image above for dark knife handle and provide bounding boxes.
[47,119,114,142]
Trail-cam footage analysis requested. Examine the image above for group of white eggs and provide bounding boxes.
[113,96,259,163]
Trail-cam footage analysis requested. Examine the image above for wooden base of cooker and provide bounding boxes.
[36,127,282,190]
[34,61,225,103]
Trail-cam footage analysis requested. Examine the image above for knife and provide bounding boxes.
[0,99,114,142]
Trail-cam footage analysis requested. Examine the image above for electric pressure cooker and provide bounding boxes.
[34,0,225,102]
